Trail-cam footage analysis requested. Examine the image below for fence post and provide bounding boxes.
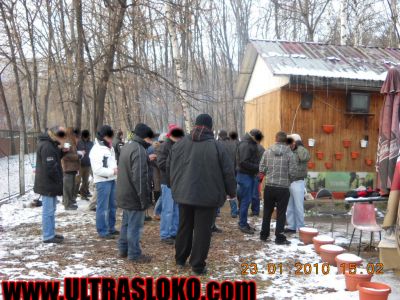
[19,129,25,195]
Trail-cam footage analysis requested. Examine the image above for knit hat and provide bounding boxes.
[195,114,213,129]
[218,130,228,139]
[288,133,302,142]
[250,129,264,142]
[167,124,184,138]
[134,123,155,139]
[97,125,114,139]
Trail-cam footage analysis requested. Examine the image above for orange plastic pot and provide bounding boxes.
[308,161,316,169]
[316,151,324,160]
[365,158,374,166]
[351,151,360,160]
[325,162,333,169]
[344,271,373,292]
[358,282,391,300]
[343,139,352,148]
[322,124,335,134]
[335,152,343,160]
[299,227,318,245]
[335,253,363,274]
[319,244,345,265]
[312,235,335,254]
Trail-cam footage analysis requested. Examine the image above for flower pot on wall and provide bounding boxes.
[308,138,316,147]
[308,161,316,169]
[365,158,373,166]
[351,151,360,160]
[358,282,391,300]
[325,162,333,169]
[335,152,343,160]
[360,139,368,148]
[316,151,324,160]
[343,139,352,148]
[322,124,335,134]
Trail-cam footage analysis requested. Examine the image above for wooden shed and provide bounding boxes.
[235,40,400,193]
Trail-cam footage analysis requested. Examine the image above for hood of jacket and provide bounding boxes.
[270,143,290,156]
[190,126,214,142]
[38,132,59,146]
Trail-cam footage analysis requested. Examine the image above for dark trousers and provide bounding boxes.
[175,204,216,272]
[76,166,91,197]
[63,172,77,208]
[260,185,290,242]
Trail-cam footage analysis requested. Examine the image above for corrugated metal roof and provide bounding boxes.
[235,40,400,99]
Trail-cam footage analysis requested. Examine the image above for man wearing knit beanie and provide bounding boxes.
[116,123,155,263]
[169,113,236,275]
[157,124,184,245]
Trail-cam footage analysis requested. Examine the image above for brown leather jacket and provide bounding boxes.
[61,141,80,173]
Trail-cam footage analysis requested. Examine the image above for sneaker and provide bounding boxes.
[192,267,208,276]
[90,207,96,212]
[247,224,256,232]
[87,193,93,197]
[110,230,120,236]
[118,252,128,258]
[65,205,78,211]
[161,238,175,245]
[81,196,90,201]
[284,228,297,234]
[211,226,223,233]
[144,216,152,222]
[55,234,64,240]
[176,261,186,269]
[130,255,152,264]
[260,235,269,242]
[275,239,291,245]
[99,234,115,240]
[43,237,63,244]
[251,212,260,217]
[231,214,238,218]
[239,226,254,235]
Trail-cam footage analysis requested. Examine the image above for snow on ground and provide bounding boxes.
[0,154,35,199]
[0,190,399,299]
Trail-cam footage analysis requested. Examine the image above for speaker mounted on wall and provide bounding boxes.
[301,92,313,110]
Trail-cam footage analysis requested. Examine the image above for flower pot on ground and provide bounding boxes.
[319,244,345,265]
[344,270,373,292]
[299,227,318,245]
[335,152,343,160]
[335,253,363,274]
[308,138,316,147]
[312,235,335,254]
[365,158,374,166]
[322,124,335,134]
[343,139,352,148]
[358,282,391,300]
[351,151,360,160]
[325,162,333,169]
[316,151,324,160]
[308,161,316,169]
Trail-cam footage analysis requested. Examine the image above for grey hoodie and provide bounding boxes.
[259,143,296,188]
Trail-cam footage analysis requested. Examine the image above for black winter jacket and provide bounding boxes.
[113,136,124,164]
[169,126,236,208]
[77,139,93,167]
[34,133,63,196]
[116,136,152,211]
[236,133,259,176]
[156,139,174,185]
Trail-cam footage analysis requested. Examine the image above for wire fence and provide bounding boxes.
[0,130,40,202]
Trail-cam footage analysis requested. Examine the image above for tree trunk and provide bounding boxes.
[340,0,348,45]
[0,75,16,154]
[74,0,84,129]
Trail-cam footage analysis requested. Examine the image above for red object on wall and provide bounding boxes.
[308,161,316,169]
[322,124,335,134]
[325,162,333,169]
[316,151,324,160]
[335,152,343,160]
[365,158,374,166]
[351,151,360,159]
[343,139,352,148]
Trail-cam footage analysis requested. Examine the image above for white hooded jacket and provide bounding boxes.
[89,139,117,183]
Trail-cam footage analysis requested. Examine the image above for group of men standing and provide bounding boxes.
[33,113,310,275]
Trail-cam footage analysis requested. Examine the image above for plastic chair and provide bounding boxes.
[348,203,382,255]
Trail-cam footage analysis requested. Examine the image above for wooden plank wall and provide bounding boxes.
[280,88,383,172]
[244,89,282,147]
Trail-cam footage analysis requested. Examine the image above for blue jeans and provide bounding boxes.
[237,172,257,227]
[95,180,117,237]
[154,196,162,216]
[251,177,260,215]
[42,196,57,241]
[160,184,179,239]
[118,209,145,260]
[287,180,305,230]
[229,198,238,216]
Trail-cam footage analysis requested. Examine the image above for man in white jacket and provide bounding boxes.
[89,125,119,239]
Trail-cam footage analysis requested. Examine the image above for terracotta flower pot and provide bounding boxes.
[343,139,352,148]
[299,227,318,245]
[319,244,345,265]
[335,152,343,160]
[344,270,373,292]
[351,151,360,160]
[322,124,335,134]
[316,151,324,160]
[308,161,316,169]
[325,162,333,169]
[312,235,335,254]
[358,282,391,300]
[365,158,373,166]
[335,253,363,274]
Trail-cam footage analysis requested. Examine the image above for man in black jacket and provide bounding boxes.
[76,130,94,200]
[116,123,155,263]
[236,129,264,234]
[169,114,236,275]
[157,124,184,244]
[113,130,124,164]
[34,126,66,243]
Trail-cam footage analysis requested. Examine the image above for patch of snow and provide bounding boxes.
[300,227,319,233]
[314,235,335,242]
[320,245,345,252]
[336,253,363,262]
